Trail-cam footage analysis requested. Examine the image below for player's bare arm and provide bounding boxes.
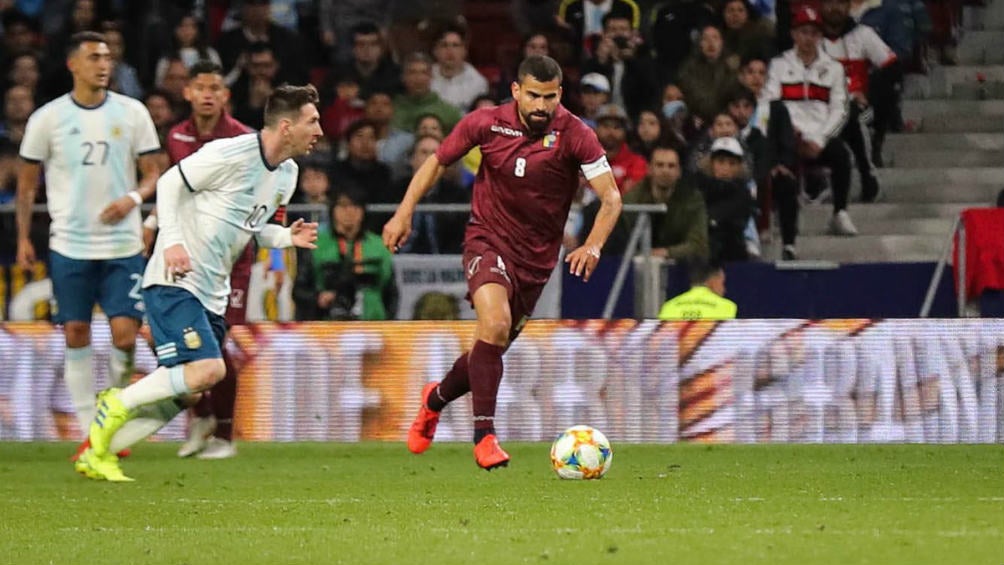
[383,153,447,252]
[14,159,42,269]
[100,152,164,224]
[566,170,622,282]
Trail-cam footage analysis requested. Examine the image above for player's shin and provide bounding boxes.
[109,346,136,388]
[65,345,96,433]
[211,350,239,441]
[118,365,192,410]
[109,398,186,453]
[428,353,470,411]
[468,340,505,444]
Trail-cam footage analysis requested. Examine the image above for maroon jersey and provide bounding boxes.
[436,102,606,279]
[166,112,253,163]
[166,113,255,325]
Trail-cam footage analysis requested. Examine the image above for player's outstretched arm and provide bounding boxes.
[99,152,164,224]
[566,170,622,282]
[383,153,447,252]
[257,218,318,250]
[15,159,41,269]
[289,218,318,249]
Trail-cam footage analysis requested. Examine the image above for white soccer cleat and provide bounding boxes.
[197,437,237,460]
[177,416,216,458]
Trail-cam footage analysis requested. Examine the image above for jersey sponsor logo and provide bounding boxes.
[182,327,202,350]
[230,288,245,309]
[490,124,524,137]
[171,132,197,142]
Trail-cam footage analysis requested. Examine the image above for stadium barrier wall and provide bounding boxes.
[1,319,1001,444]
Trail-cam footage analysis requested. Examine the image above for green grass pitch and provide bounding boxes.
[1,442,1001,565]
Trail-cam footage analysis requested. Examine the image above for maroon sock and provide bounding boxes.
[211,348,239,441]
[427,353,470,411]
[193,392,213,418]
[469,340,505,442]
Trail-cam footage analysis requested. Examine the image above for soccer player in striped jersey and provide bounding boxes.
[16,31,163,446]
[76,85,322,482]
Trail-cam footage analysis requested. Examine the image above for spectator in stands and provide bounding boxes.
[556,0,641,60]
[822,0,897,201]
[594,104,647,194]
[628,108,669,161]
[330,21,402,100]
[143,89,177,149]
[430,25,489,112]
[728,82,800,259]
[577,72,610,127]
[155,57,189,114]
[318,0,393,64]
[582,12,658,120]
[5,53,41,97]
[851,0,911,60]
[215,0,307,85]
[396,135,469,255]
[229,43,278,131]
[365,90,414,183]
[386,0,465,60]
[721,0,776,68]
[622,145,709,260]
[292,189,398,321]
[151,15,221,89]
[41,0,99,100]
[495,33,550,102]
[101,23,142,100]
[678,24,739,125]
[392,52,462,134]
[738,53,768,98]
[319,75,366,144]
[289,161,333,231]
[697,137,754,262]
[765,6,858,236]
[687,112,746,175]
[648,0,717,84]
[1,10,42,64]
[329,119,392,221]
[658,259,737,320]
[414,113,447,140]
[0,85,33,147]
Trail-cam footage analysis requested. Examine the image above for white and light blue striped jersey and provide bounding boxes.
[18,91,160,259]
[143,133,298,315]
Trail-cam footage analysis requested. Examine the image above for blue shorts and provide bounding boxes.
[50,251,146,323]
[143,285,226,367]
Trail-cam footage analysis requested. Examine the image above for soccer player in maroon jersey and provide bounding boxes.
[158,60,255,459]
[384,55,623,470]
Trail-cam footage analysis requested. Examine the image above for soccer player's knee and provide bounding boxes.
[64,323,90,347]
[110,333,136,351]
[483,316,511,345]
[188,358,227,390]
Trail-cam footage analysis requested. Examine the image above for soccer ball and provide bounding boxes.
[549,425,613,480]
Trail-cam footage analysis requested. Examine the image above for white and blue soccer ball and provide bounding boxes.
[549,425,613,480]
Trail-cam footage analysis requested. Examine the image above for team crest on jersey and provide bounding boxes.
[111,125,123,139]
[182,327,202,349]
[542,131,560,149]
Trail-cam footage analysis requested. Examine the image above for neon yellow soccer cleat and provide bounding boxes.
[74,448,134,482]
[88,388,131,457]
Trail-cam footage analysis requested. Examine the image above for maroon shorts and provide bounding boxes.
[463,240,548,343]
[225,242,255,326]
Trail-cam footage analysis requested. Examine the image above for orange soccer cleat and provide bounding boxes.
[407,381,441,454]
[473,434,510,471]
[70,438,130,462]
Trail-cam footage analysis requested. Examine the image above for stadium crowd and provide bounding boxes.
[0,0,963,320]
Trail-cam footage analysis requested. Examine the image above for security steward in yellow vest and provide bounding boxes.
[658,261,737,320]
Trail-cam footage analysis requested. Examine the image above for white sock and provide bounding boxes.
[110,398,185,452]
[65,345,95,433]
[119,365,190,410]
[109,346,135,388]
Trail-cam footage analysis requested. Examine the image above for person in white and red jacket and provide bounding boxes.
[764,5,857,236]
[822,0,900,202]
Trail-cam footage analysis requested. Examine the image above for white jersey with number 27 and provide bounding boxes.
[143,132,298,315]
[18,91,160,259]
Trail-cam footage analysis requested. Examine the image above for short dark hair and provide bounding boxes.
[413,112,444,132]
[517,55,562,84]
[344,118,377,141]
[740,52,770,69]
[688,258,723,285]
[602,12,632,30]
[350,21,381,39]
[650,144,680,159]
[67,31,107,56]
[434,24,467,45]
[188,59,223,78]
[263,84,319,127]
[410,134,441,156]
[728,85,757,106]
